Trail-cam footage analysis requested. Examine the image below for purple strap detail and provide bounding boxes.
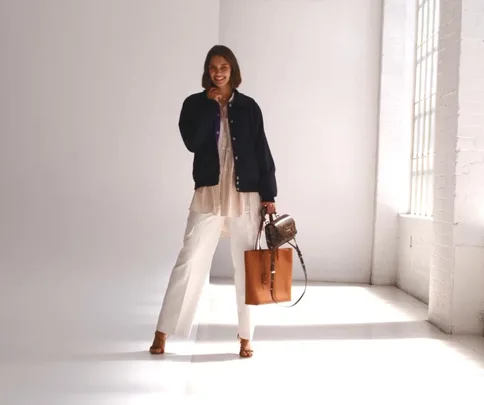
[215,112,221,143]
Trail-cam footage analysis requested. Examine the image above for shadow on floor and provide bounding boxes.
[195,320,442,342]
[72,351,240,363]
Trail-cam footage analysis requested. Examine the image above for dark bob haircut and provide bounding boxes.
[202,45,242,90]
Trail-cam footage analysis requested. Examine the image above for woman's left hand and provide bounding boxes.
[261,202,276,215]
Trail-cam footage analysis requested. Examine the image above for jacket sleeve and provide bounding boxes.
[253,101,277,202]
[178,96,219,153]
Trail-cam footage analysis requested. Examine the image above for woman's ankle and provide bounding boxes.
[155,330,167,339]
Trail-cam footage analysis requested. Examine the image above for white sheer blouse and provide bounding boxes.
[189,94,261,237]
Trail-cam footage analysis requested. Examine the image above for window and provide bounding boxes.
[410,0,440,216]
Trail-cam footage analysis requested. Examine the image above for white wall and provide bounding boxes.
[452,0,484,334]
[428,0,462,334]
[371,0,416,285]
[212,0,383,282]
[0,0,384,292]
[383,0,484,335]
[428,0,484,334]
[0,0,219,287]
[397,216,432,304]
[375,0,434,301]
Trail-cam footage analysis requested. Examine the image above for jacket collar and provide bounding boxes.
[231,89,249,107]
[202,89,248,107]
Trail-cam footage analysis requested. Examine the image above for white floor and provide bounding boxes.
[1,273,484,405]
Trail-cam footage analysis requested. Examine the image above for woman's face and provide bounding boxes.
[208,55,232,88]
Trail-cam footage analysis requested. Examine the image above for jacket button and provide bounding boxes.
[230,120,234,123]
[235,156,238,160]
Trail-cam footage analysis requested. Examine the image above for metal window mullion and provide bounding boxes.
[429,0,439,216]
[425,0,438,216]
[411,158,417,214]
[411,0,428,215]
[423,0,433,216]
[416,0,428,215]
[428,153,434,215]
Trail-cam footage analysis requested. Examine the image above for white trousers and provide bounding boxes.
[156,210,260,340]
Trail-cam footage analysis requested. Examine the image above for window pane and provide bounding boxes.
[410,0,439,216]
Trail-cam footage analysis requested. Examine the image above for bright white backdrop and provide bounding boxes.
[212,0,383,282]
[0,0,382,291]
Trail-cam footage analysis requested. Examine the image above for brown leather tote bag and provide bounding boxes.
[244,209,307,306]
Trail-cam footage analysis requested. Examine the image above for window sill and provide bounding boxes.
[399,213,433,221]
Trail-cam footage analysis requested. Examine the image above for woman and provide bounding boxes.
[149,45,277,358]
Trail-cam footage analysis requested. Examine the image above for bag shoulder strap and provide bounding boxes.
[269,237,308,307]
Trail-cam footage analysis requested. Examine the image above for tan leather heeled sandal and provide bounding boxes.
[237,334,253,358]
[149,331,167,355]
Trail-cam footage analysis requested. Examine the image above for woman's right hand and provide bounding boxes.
[207,87,223,104]
[261,202,276,215]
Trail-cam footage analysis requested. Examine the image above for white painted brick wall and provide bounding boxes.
[451,0,484,333]
[429,0,484,334]
[428,0,462,333]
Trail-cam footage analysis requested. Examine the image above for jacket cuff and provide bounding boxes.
[260,194,275,203]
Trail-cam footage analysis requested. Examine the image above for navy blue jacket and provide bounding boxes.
[178,89,277,202]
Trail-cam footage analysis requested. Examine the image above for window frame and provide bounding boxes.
[409,0,440,217]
